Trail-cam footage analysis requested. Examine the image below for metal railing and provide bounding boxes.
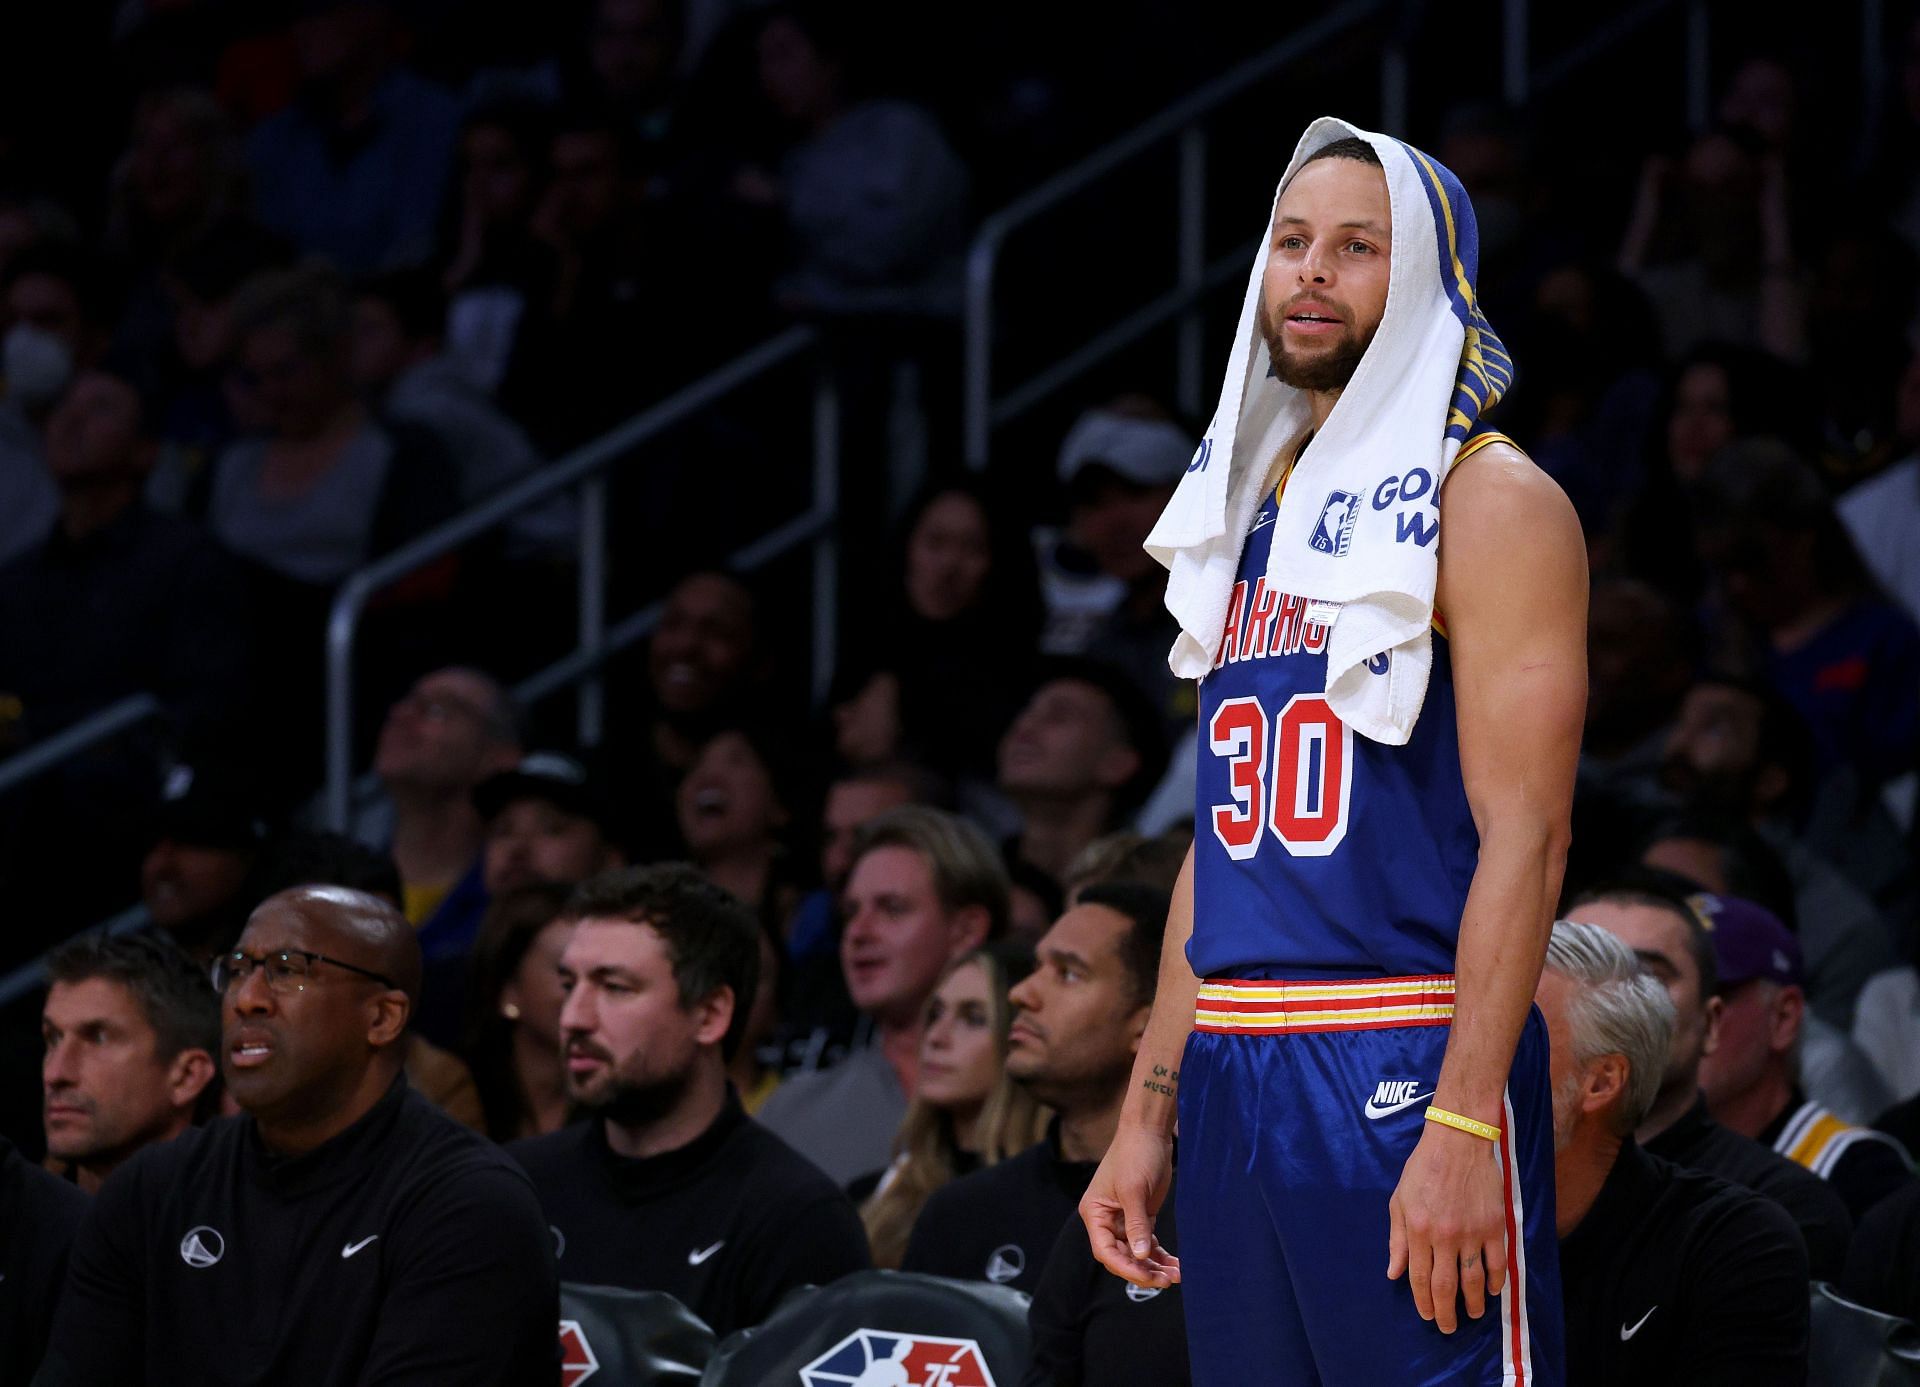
[0,693,164,799]
[324,324,839,830]
[960,0,1730,472]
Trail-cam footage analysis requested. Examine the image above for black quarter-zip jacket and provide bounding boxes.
[33,1075,558,1387]
[509,1096,870,1338]
[1559,1141,1809,1387]
[2,1136,87,1387]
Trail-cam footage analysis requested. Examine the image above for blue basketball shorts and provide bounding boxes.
[1175,974,1564,1386]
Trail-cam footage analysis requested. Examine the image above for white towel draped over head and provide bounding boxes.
[1145,116,1513,745]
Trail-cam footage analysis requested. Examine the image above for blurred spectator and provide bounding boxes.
[837,480,1043,782]
[1543,921,1809,1387]
[1845,1180,1920,1322]
[1804,227,1919,481]
[759,807,1006,1185]
[336,667,520,1054]
[676,724,810,930]
[1580,577,1692,777]
[102,86,255,369]
[859,945,1048,1265]
[462,881,576,1142]
[1618,126,1803,361]
[1,1127,87,1386]
[476,752,627,898]
[509,864,869,1335]
[105,88,246,278]
[438,100,558,396]
[777,759,947,1072]
[210,264,459,587]
[1694,441,1920,786]
[1566,870,1854,1279]
[41,932,219,1194]
[1695,895,1913,1220]
[1500,259,1663,537]
[901,880,1164,1293]
[1655,681,1901,1025]
[144,221,292,514]
[1837,351,1920,624]
[1033,404,1188,672]
[579,0,686,162]
[39,887,558,1384]
[820,762,944,891]
[997,658,1165,891]
[348,266,569,556]
[1061,827,1192,904]
[244,1,461,272]
[613,567,766,851]
[139,761,270,962]
[1853,964,1920,1103]
[1608,343,1812,600]
[365,666,522,937]
[745,1,971,315]
[504,104,694,451]
[0,244,121,567]
[0,368,252,752]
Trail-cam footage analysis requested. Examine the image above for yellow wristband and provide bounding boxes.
[1424,1105,1501,1142]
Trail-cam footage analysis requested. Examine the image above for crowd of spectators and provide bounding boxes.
[3,3,1920,1383]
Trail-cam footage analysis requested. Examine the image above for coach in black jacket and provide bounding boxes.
[33,886,557,1387]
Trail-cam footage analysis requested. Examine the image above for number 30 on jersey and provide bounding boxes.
[1208,694,1353,859]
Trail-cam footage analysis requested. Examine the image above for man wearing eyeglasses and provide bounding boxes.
[32,885,558,1387]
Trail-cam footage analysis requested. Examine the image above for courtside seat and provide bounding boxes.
[1810,1282,1920,1387]
[560,1282,716,1386]
[700,1270,1030,1386]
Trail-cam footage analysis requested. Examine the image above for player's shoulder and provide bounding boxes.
[1438,429,1582,564]
[1441,430,1561,508]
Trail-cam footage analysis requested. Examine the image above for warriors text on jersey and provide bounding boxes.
[1189,434,1509,981]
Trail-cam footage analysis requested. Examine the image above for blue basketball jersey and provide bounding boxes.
[1188,435,1510,982]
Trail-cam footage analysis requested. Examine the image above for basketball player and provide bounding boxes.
[1079,132,1585,1383]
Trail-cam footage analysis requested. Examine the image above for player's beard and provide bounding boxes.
[1259,296,1377,392]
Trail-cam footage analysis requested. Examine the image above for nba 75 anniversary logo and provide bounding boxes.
[800,1329,996,1387]
[1309,490,1359,557]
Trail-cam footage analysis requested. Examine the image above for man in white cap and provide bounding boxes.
[1080,123,1586,1385]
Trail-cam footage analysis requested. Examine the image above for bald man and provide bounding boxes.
[33,888,558,1387]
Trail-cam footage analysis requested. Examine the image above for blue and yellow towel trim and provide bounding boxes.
[1399,141,1513,443]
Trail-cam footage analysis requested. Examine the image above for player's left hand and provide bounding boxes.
[1385,1121,1508,1334]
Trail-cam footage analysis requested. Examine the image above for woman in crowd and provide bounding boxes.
[677,722,812,933]
[833,479,1041,782]
[463,881,577,1142]
[859,944,1048,1267]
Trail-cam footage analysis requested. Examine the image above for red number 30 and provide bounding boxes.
[1208,693,1353,859]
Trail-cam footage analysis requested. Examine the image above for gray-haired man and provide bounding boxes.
[1541,920,1809,1387]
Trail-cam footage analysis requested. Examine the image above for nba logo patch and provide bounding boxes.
[800,1330,997,1387]
[1309,490,1359,557]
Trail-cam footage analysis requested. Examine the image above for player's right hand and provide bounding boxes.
[1080,1124,1180,1288]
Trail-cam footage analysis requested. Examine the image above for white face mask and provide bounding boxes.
[3,322,74,409]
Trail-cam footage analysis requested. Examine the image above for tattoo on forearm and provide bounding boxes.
[1141,1064,1179,1098]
